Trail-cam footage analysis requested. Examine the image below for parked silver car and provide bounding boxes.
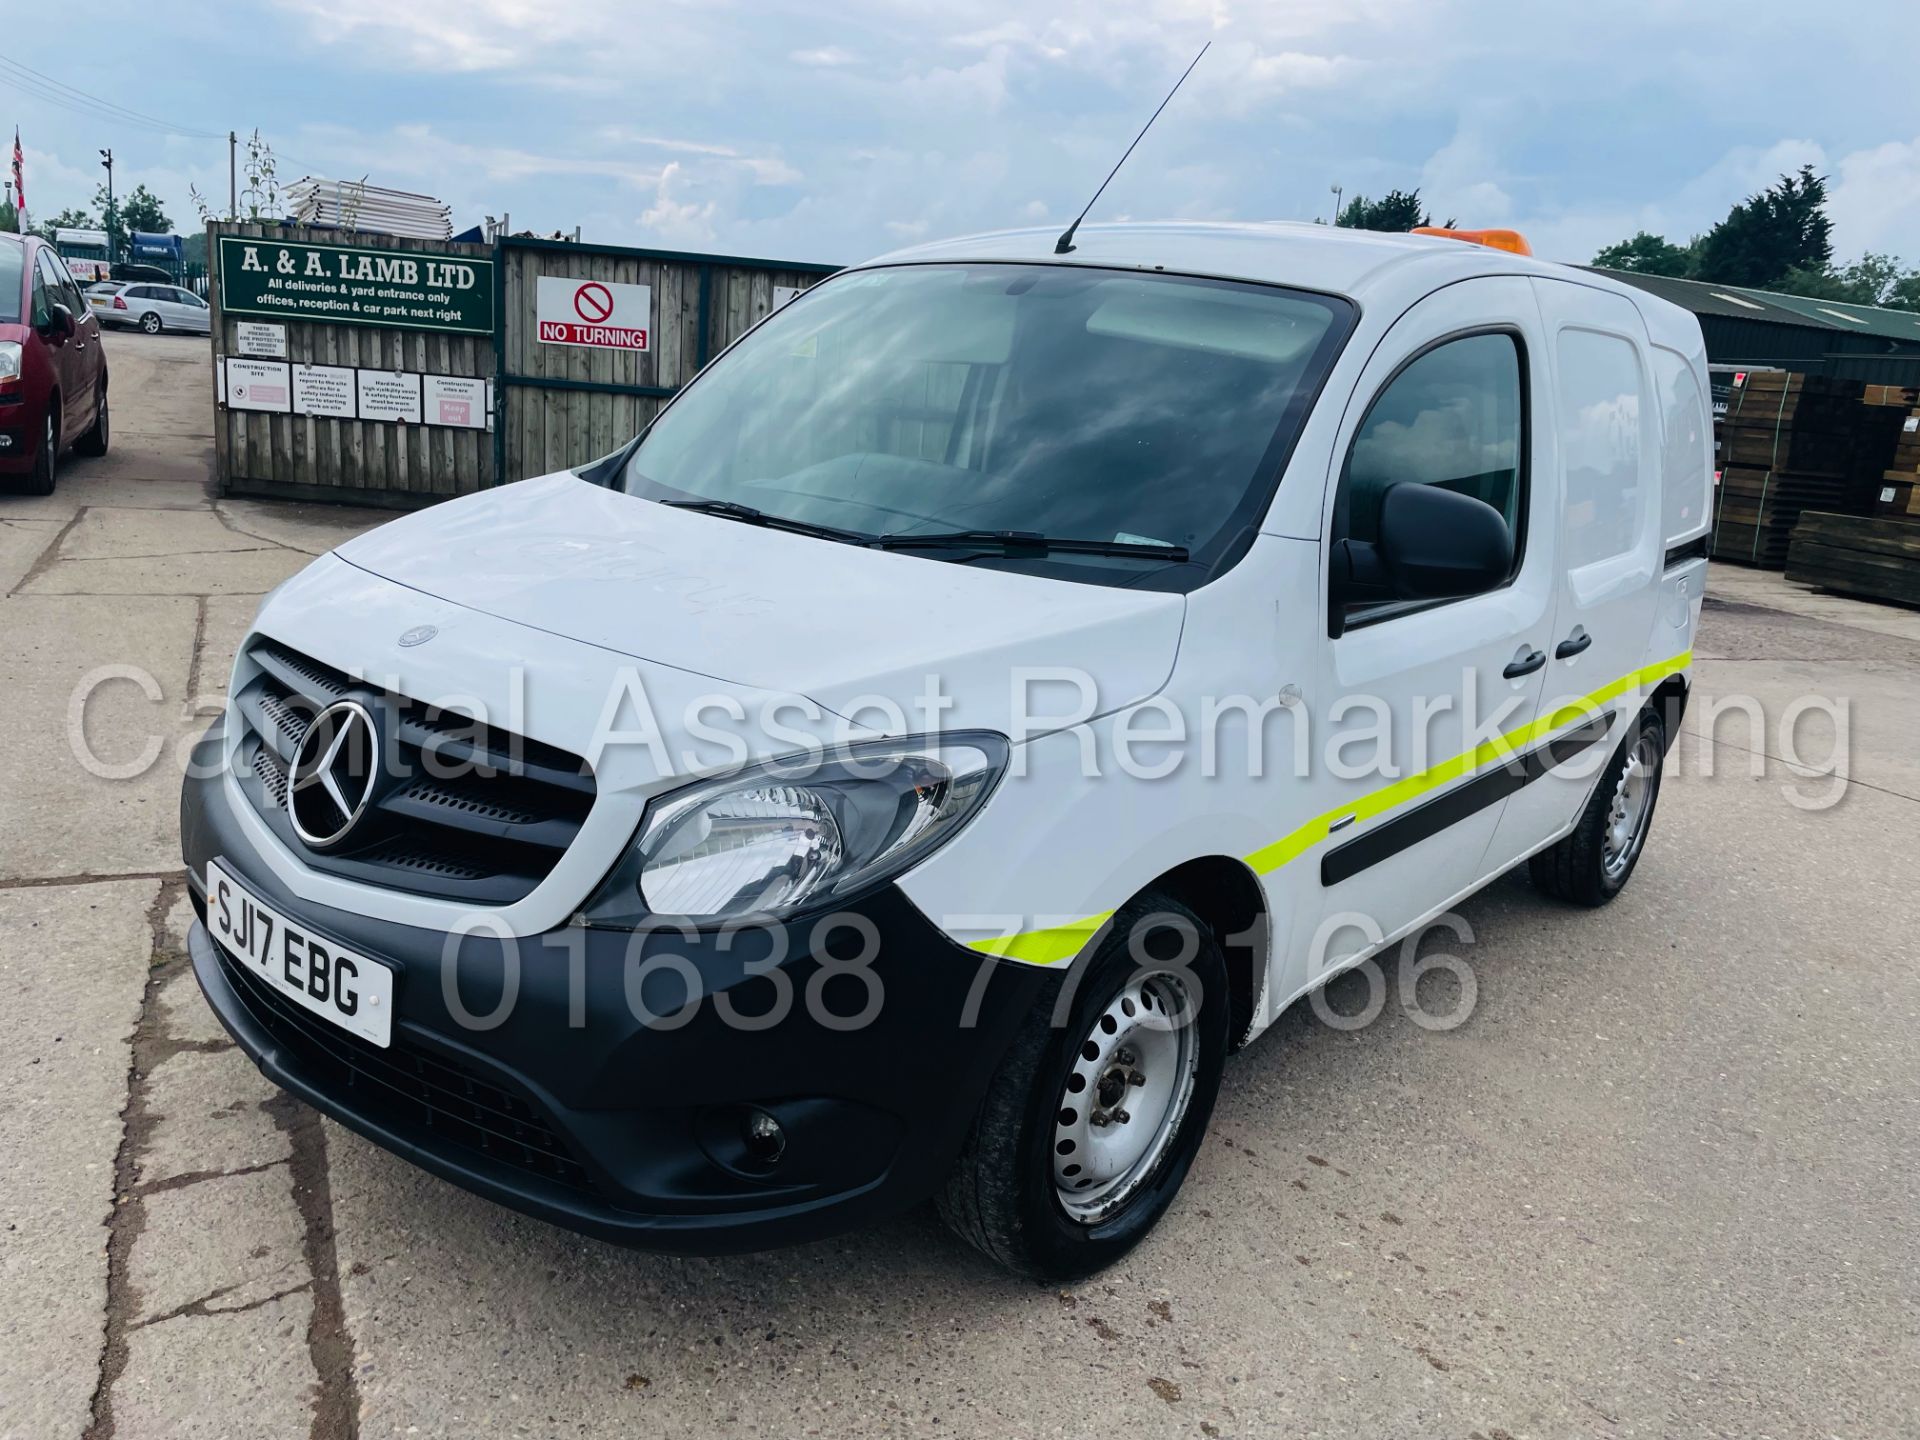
[89,282,212,335]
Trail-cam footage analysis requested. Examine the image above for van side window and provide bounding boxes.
[1557,329,1645,572]
[1335,331,1525,591]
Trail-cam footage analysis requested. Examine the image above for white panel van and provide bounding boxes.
[182,222,1711,1277]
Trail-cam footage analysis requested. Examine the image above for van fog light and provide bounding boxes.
[743,1109,786,1164]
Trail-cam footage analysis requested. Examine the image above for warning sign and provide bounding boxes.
[536,276,652,351]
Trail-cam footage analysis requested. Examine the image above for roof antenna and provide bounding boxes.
[1054,41,1210,256]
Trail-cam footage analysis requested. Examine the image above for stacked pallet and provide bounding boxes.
[1786,511,1920,607]
[1712,373,1901,567]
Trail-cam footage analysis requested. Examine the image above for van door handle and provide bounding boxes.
[1555,632,1593,660]
[1503,649,1546,679]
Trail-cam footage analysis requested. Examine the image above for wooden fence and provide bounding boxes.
[206,221,838,506]
[208,222,497,507]
[495,236,837,484]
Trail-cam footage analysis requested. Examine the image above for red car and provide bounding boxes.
[1,232,109,494]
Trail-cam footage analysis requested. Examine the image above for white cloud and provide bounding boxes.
[640,161,718,247]
[791,46,858,67]
[1826,135,1920,259]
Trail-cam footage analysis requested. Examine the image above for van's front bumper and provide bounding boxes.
[181,724,1053,1254]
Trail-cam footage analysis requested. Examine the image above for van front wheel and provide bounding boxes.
[936,893,1228,1279]
[1530,705,1666,906]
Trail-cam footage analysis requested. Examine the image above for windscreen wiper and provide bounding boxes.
[663,499,873,547]
[874,529,1190,562]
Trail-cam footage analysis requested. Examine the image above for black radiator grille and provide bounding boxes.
[233,639,596,904]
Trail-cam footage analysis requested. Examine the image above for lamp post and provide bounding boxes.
[1330,183,1344,227]
[99,148,116,264]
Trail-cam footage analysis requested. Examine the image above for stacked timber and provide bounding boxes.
[1871,401,1920,521]
[1712,373,1903,567]
[1863,384,1920,408]
[1786,511,1920,608]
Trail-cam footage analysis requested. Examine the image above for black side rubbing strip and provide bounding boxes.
[1665,535,1709,569]
[1320,711,1613,886]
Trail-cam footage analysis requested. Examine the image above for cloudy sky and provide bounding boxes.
[6,0,1919,269]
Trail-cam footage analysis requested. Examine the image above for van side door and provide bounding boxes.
[1304,276,1560,975]
[1483,279,1667,865]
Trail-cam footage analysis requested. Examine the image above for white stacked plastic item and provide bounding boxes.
[283,178,453,240]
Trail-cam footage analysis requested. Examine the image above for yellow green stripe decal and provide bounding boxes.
[966,650,1691,966]
[966,912,1117,965]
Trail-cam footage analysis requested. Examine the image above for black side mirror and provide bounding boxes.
[42,303,76,342]
[1331,483,1514,631]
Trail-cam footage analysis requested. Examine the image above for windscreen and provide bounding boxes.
[620,263,1351,588]
[0,240,23,325]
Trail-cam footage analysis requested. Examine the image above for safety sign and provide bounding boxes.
[535,276,651,351]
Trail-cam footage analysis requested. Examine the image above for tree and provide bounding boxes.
[1336,188,1430,232]
[30,205,95,243]
[1773,252,1920,309]
[0,197,16,234]
[1885,272,1920,314]
[1591,230,1698,277]
[119,183,170,237]
[94,181,171,252]
[1693,165,1832,290]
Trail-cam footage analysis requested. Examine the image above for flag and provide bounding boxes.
[9,129,22,231]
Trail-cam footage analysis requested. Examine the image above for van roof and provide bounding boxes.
[863,220,1665,316]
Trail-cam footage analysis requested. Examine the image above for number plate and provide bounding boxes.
[204,861,394,1047]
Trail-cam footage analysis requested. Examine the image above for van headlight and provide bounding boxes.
[628,734,1008,922]
[0,341,23,382]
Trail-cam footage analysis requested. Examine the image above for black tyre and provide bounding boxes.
[936,892,1229,1279]
[1530,705,1666,906]
[21,411,57,496]
[140,310,163,335]
[75,381,109,457]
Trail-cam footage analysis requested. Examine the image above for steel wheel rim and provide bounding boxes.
[97,389,108,448]
[44,414,55,481]
[1602,735,1659,880]
[1052,970,1199,1224]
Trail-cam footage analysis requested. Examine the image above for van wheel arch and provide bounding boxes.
[1125,856,1268,1051]
[1649,673,1689,754]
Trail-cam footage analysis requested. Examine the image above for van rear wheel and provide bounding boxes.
[936,892,1228,1279]
[1530,705,1666,906]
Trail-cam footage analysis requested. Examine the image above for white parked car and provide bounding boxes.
[180,221,1712,1277]
[90,281,211,335]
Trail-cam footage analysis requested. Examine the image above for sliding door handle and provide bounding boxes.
[1555,631,1593,659]
[1503,649,1546,679]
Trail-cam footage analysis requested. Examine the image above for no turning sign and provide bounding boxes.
[536,275,652,350]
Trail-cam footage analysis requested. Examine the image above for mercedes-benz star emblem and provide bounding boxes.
[397,624,437,648]
[287,699,380,849]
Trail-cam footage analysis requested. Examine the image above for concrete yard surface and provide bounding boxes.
[0,328,1915,1438]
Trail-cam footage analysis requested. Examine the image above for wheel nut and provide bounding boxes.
[1114,1109,1131,1125]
